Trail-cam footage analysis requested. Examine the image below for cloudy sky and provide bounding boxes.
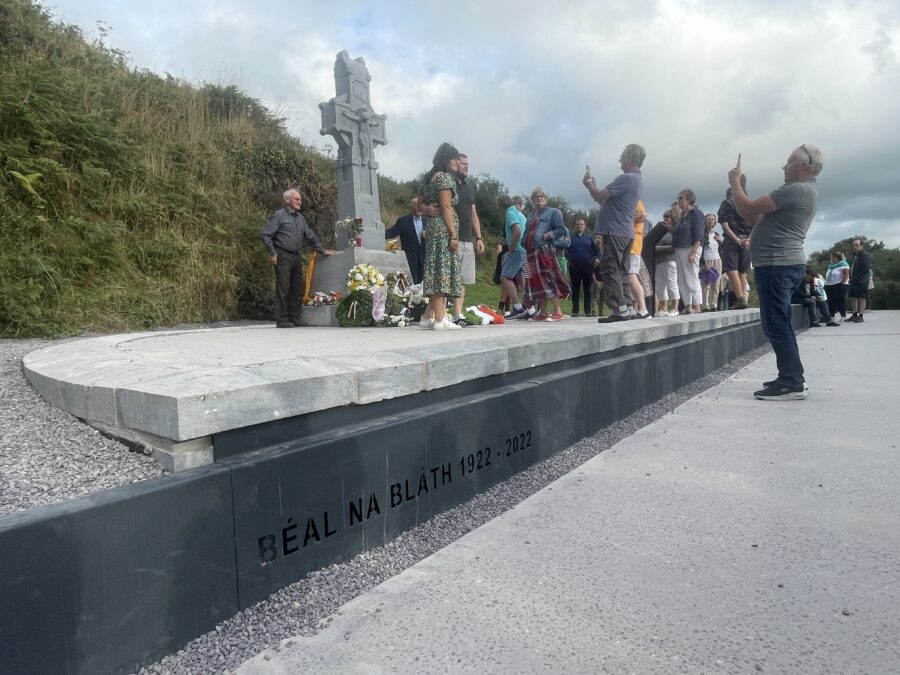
[47,0,900,254]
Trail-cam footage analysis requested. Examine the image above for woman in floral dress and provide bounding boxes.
[421,142,463,330]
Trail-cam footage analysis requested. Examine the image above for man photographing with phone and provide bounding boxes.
[727,145,824,400]
[582,144,646,322]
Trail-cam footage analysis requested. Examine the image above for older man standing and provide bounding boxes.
[728,145,824,400]
[583,144,646,323]
[260,189,335,328]
[385,198,426,284]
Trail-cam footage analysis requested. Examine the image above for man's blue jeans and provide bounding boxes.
[755,265,805,387]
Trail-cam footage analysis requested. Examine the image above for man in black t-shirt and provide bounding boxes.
[717,177,752,309]
[451,154,484,325]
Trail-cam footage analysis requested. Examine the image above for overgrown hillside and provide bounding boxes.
[0,0,418,336]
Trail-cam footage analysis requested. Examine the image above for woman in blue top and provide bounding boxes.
[673,189,705,313]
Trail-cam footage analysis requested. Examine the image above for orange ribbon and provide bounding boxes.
[303,251,318,304]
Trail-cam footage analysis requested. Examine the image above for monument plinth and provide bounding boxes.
[308,50,410,325]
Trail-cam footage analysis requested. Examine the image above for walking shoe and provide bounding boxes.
[432,317,461,330]
[419,318,435,329]
[826,321,840,327]
[597,314,630,323]
[632,312,651,319]
[763,379,809,391]
[550,310,565,321]
[754,383,808,400]
[655,311,668,318]
[810,322,822,327]
[732,300,749,310]
[506,307,528,320]
[531,313,555,322]
[855,314,864,322]
[667,310,679,317]
[453,317,471,327]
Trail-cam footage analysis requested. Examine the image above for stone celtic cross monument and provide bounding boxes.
[319,50,387,249]
[307,50,411,325]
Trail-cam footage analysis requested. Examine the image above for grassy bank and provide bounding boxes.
[0,0,414,337]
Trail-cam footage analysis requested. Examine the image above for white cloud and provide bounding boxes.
[45,0,900,254]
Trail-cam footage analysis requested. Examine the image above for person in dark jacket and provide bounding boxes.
[385,199,426,284]
[566,219,600,316]
[847,239,872,322]
[260,189,335,328]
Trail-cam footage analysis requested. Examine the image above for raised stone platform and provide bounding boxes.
[24,312,761,471]
[6,308,783,675]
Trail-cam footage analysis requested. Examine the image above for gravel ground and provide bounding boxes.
[0,339,164,515]
[135,343,773,675]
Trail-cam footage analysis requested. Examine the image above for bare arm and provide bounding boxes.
[721,220,740,244]
[471,204,484,253]
[582,169,611,204]
[439,188,458,252]
[509,223,522,250]
[728,159,776,225]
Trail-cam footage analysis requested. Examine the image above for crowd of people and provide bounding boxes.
[262,141,855,400]
[406,141,829,400]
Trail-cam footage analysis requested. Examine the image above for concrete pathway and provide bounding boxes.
[237,313,900,675]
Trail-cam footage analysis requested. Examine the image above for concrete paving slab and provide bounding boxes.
[236,312,900,675]
[22,311,760,449]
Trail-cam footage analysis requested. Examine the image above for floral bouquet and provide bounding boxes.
[384,270,411,298]
[401,283,427,321]
[378,313,411,327]
[346,263,385,293]
[338,217,365,247]
[336,289,374,327]
[306,291,343,306]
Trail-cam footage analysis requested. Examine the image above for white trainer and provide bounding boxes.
[432,317,461,330]
[419,318,434,329]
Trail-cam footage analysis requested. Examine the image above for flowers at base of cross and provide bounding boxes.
[467,305,506,324]
[401,283,427,321]
[336,289,374,327]
[346,263,385,293]
[305,291,343,306]
[338,217,365,247]
[379,314,410,327]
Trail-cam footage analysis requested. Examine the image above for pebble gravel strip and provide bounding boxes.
[0,339,164,515]
[134,343,773,675]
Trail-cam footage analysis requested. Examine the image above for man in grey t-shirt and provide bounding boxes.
[727,145,824,400]
[583,143,645,323]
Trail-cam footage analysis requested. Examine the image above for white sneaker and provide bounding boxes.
[655,311,668,318]
[667,310,679,317]
[432,317,461,331]
[419,318,435,329]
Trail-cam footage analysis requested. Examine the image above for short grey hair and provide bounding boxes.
[799,144,824,175]
[622,143,646,167]
[282,189,299,204]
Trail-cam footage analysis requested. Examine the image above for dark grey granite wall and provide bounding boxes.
[2,315,800,674]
